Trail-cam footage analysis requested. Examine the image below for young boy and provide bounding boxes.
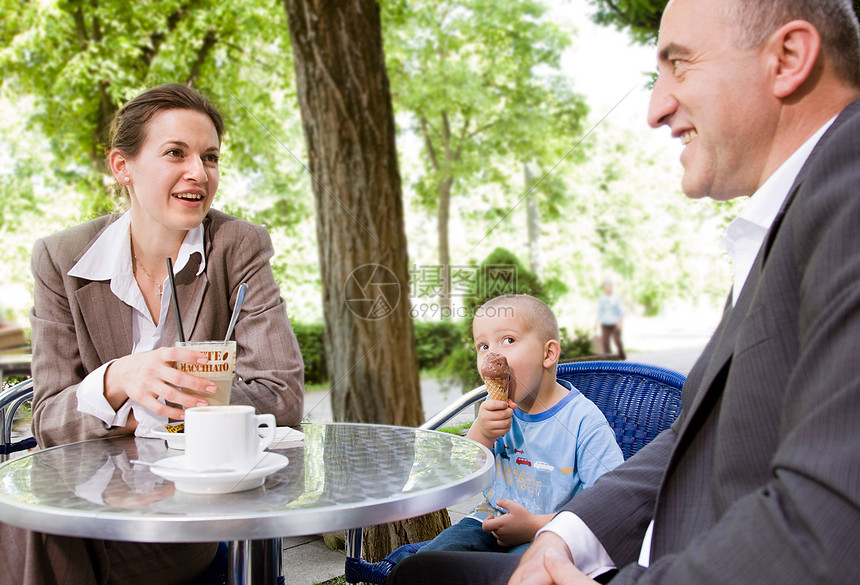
[391,294,623,564]
[418,294,624,555]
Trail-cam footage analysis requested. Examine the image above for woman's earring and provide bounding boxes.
[124,176,131,183]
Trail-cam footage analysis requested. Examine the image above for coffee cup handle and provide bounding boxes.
[256,413,277,452]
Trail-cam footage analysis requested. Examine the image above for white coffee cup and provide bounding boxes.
[185,405,276,472]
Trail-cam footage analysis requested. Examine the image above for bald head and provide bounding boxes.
[476,295,559,344]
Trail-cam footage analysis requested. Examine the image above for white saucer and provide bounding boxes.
[150,425,304,451]
[151,423,186,450]
[149,452,289,494]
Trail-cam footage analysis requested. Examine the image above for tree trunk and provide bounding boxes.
[284,0,450,563]
[437,176,453,318]
[524,163,541,277]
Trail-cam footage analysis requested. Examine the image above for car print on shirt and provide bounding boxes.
[560,467,575,474]
[516,457,532,467]
[533,461,554,471]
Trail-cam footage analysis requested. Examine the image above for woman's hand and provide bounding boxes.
[483,499,551,547]
[466,398,516,448]
[104,346,216,420]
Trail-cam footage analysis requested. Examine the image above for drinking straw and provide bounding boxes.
[166,257,186,342]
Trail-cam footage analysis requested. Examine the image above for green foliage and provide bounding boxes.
[292,322,327,386]
[437,421,472,436]
[586,0,665,45]
[0,0,315,323]
[461,247,564,316]
[0,0,309,228]
[381,0,588,302]
[413,320,462,371]
[545,120,735,319]
[294,318,465,385]
[440,335,482,389]
[441,247,566,388]
[559,327,594,360]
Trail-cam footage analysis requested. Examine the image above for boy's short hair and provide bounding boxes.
[477,295,559,343]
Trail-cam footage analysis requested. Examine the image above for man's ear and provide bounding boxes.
[768,20,821,99]
[544,339,561,368]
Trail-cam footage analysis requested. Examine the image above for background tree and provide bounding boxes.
[381,0,588,316]
[0,0,314,317]
[283,0,448,561]
[587,0,663,44]
[0,0,308,217]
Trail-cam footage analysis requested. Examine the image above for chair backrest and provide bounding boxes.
[420,361,686,461]
[557,361,685,459]
[0,378,36,462]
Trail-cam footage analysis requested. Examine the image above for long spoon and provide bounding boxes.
[224,283,248,342]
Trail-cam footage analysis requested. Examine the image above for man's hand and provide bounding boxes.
[507,531,570,585]
[542,549,595,585]
[483,499,552,547]
[508,532,596,585]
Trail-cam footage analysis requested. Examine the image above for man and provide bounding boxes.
[388,0,860,583]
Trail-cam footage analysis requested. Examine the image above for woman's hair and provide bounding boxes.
[108,83,225,159]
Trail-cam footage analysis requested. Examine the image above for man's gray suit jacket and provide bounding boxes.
[566,99,860,584]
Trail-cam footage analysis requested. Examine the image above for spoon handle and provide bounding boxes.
[224,282,248,342]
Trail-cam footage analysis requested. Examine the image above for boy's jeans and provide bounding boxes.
[392,518,530,562]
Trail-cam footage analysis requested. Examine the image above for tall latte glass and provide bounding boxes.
[174,340,236,406]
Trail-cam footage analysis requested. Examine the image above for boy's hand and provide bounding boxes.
[466,398,515,448]
[483,499,551,547]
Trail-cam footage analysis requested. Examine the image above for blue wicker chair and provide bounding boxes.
[556,361,685,460]
[344,360,686,584]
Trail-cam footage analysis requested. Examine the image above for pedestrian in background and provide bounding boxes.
[595,279,625,360]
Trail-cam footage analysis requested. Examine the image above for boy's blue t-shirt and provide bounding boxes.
[468,380,624,521]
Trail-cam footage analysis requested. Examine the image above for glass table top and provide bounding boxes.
[0,422,493,542]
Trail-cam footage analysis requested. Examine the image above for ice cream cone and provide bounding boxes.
[485,377,509,402]
[481,352,510,402]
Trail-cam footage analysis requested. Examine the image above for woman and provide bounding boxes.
[1,84,304,584]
